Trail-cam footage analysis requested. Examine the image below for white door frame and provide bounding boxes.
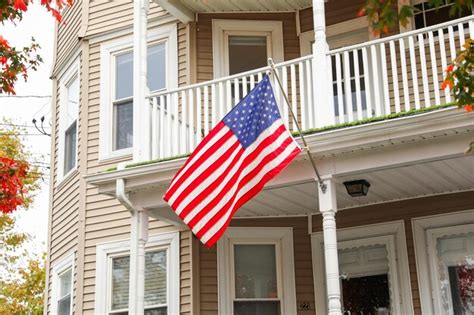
[212,19,284,78]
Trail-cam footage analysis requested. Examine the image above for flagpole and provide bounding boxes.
[267,58,327,193]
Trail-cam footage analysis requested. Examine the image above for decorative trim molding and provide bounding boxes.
[412,209,474,314]
[311,220,413,314]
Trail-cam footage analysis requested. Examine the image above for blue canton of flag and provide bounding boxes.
[164,75,302,247]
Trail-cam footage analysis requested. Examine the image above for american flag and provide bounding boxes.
[163,75,301,247]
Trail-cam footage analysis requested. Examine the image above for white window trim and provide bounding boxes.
[217,227,297,315]
[412,209,474,315]
[50,252,75,315]
[212,19,284,78]
[57,60,80,183]
[311,220,413,315]
[94,231,180,315]
[99,23,178,162]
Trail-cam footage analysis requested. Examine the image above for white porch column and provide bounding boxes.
[312,0,336,128]
[129,208,149,314]
[133,0,150,161]
[318,177,342,315]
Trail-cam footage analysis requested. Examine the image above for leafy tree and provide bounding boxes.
[0,123,45,313]
[0,0,73,94]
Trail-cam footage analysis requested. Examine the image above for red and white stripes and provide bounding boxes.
[163,119,301,247]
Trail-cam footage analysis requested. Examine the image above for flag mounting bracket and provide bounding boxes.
[267,58,327,194]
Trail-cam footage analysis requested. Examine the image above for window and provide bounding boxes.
[58,61,79,181]
[51,253,74,315]
[95,232,180,314]
[413,0,473,30]
[217,227,297,315]
[99,24,178,160]
[311,221,414,315]
[413,210,474,315]
[212,19,284,78]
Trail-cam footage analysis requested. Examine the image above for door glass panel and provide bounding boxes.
[234,244,277,299]
[339,244,391,314]
[228,36,267,75]
[436,232,474,314]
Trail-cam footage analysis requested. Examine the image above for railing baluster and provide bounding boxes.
[428,31,440,106]
[353,49,363,120]
[343,51,353,122]
[165,94,172,157]
[196,87,202,145]
[218,81,225,122]
[242,76,248,97]
[298,61,307,130]
[211,83,217,127]
[418,34,431,108]
[408,36,421,109]
[470,20,474,39]
[233,78,239,106]
[370,44,382,116]
[203,85,209,137]
[257,72,263,82]
[159,95,165,158]
[448,25,456,61]
[389,41,400,113]
[399,38,410,111]
[361,47,373,118]
[438,30,451,103]
[152,97,158,159]
[290,64,297,132]
[226,79,232,113]
[281,66,290,128]
[380,42,391,115]
[188,88,195,151]
[250,74,256,90]
[181,90,188,154]
[305,59,314,128]
[335,54,345,123]
[172,92,179,156]
[458,23,465,48]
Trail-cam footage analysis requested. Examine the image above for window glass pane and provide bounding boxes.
[66,76,79,126]
[234,244,277,299]
[59,269,72,298]
[112,251,168,312]
[112,256,130,311]
[339,244,391,314]
[148,43,166,92]
[436,232,474,314]
[234,301,280,315]
[64,121,77,174]
[228,36,267,75]
[57,296,71,315]
[145,250,167,307]
[115,52,133,100]
[113,101,133,150]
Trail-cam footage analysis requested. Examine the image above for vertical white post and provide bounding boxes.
[312,0,335,128]
[129,208,149,315]
[319,177,342,315]
[133,0,150,161]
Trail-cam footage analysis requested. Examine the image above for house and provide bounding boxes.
[44,0,474,314]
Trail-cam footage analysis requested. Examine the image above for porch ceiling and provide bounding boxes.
[236,155,474,217]
[154,0,311,23]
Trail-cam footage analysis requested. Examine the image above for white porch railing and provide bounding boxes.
[328,15,473,124]
[145,15,473,161]
[147,55,314,160]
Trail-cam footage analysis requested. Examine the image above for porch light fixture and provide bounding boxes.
[343,179,371,197]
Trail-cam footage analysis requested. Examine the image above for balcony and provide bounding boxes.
[143,16,473,161]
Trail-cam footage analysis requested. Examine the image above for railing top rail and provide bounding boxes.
[146,54,313,98]
[327,15,474,55]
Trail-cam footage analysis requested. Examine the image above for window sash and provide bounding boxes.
[64,121,77,174]
[230,241,283,313]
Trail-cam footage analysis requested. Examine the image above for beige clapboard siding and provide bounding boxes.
[199,191,474,315]
[55,0,83,73]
